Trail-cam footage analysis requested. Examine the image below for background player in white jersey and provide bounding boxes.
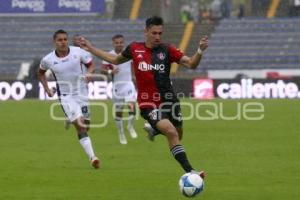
[38,30,100,169]
[101,34,138,145]
[62,33,93,130]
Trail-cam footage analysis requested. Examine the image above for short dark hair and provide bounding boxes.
[145,16,164,28]
[112,34,124,40]
[73,33,82,38]
[53,29,68,40]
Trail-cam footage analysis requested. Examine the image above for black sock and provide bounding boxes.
[170,144,194,172]
[128,111,136,116]
[78,132,88,140]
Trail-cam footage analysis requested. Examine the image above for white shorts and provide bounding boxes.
[112,82,137,104]
[60,94,90,122]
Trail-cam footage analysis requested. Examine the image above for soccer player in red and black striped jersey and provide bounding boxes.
[80,16,208,178]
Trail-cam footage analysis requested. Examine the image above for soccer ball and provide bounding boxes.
[179,173,204,197]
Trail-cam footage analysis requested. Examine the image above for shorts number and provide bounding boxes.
[81,106,88,114]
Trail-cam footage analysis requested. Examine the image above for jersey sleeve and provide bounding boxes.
[102,59,110,65]
[79,48,93,64]
[121,43,132,59]
[169,45,184,64]
[39,57,50,71]
[101,60,114,70]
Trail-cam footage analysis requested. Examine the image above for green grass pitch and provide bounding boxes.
[0,99,299,200]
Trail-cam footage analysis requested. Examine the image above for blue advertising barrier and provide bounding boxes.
[0,0,105,13]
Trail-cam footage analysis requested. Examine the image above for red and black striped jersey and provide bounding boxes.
[122,42,184,108]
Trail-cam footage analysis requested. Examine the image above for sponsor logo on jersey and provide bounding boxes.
[157,52,166,60]
[149,109,159,120]
[138,62,165,71]
[176,112,183,122]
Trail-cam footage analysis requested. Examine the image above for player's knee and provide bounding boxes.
[85,120,90,132]
[75,118,88,132]
[114,104,124,114]
[129,111,136,116]
[78,125,87,133]
[115,112,123,118]
[164,127,179,140]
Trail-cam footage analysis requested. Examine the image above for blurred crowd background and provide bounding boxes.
[0,0,300,100]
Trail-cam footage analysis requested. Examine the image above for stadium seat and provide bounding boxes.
[0,16,144,79]
[195,18,300,71]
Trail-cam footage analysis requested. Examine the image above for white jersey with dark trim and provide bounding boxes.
[102,50,133,83]
[40,46,92,96]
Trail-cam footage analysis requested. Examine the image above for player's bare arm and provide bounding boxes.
[111,67,120,74]
[101,64,120,75]
[179,36,209,69]
[37,68,55,97]
[130,62,137,87]
[84,62,95,82]
[79,37,130,65]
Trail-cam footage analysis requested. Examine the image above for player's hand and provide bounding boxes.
[84,73,93,83]
[79,37,92,51]
[199,36,209,51]
[112,67,120,74]
[47,87,56,97]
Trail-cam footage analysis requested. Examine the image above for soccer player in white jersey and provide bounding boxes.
[61,33,93,130]
[38,30,100,169]
[101,34,138,145]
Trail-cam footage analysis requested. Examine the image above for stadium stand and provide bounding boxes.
[189,18,300,77]
[2,1,300,80]
[251,0,270,17]
[0,15,144,80]
[138,0,161,19]
[114,0,134,18]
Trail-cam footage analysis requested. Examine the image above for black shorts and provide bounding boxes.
[140,102,183,131]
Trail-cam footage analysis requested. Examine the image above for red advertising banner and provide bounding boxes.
[193,79,214,100]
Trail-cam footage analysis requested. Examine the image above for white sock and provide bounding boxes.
[79,137,96,160]
[127,114,135,129]
[115,117,124,135]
